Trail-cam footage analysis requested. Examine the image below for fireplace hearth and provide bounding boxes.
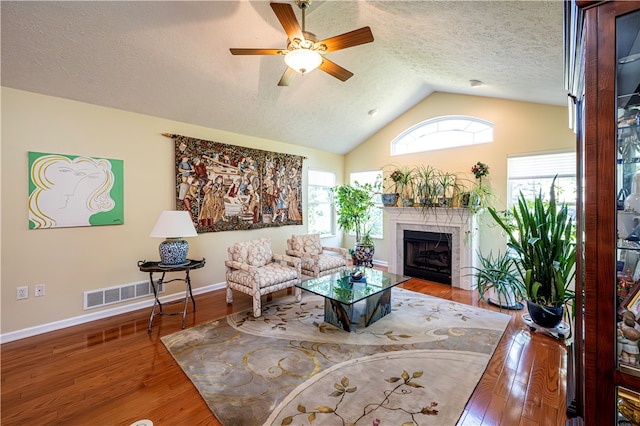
[403,230,452,284]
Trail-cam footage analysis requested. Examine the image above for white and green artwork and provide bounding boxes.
[28,151,124,229]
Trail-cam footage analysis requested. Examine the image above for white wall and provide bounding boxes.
[0,87,344,337]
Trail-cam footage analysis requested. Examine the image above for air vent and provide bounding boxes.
[84,280,164,310]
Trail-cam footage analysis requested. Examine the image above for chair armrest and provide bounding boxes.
[322,246,349,261]
[286,249,318,261]
[273,253,301,267]
[224,260,258,274]
[272,254,302,277]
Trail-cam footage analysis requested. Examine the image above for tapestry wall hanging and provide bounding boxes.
[164,133,304,233]
[28,151,124,229]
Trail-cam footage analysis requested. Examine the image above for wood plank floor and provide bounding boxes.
[1,279,568,425]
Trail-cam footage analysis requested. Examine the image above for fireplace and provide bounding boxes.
[403,230,452,284]
[384,207,478,290]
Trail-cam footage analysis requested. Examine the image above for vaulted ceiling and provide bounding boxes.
[1,1,566,154]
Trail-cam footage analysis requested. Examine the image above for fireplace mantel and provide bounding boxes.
[384,207,478,290]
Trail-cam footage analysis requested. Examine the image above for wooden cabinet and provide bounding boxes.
[567,1,640,424]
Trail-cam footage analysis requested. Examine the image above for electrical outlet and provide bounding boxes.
[35,284,45,297]
[17,286,28,300]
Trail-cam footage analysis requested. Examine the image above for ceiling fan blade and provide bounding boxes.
[318,27,374,53]
[230,48,284,56]
[278,67,297,86]
[318,58,353,82]
[270,3,304,42]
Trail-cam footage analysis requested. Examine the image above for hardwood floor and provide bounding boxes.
[1,279,567,425]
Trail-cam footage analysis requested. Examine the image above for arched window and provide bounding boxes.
[391,116,494,155]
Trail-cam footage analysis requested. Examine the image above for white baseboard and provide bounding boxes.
[0,262,390,344]
[372,259,388,268]
[0,282,226,344]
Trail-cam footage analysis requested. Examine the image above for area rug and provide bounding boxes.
[161,288,510,426]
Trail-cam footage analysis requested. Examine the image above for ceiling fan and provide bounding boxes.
[229,0,374,86]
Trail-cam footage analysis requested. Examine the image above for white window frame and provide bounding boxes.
[507,151,577,216]
[391,115,494,155]
[307,169,336,237]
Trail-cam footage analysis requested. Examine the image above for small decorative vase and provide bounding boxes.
[381,193,399,207]
[401,197,414,207]
[158,238,189,266]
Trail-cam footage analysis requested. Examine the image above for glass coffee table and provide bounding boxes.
[296,268,410,332]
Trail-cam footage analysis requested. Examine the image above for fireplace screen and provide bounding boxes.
[403,230,452,284]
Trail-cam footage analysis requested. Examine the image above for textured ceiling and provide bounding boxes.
[0,1,566,155]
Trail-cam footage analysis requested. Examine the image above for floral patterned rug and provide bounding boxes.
[161,288,510,426]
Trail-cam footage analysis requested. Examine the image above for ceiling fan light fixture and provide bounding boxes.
[285,48,322,74]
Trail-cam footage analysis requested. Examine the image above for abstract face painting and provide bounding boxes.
[28,152,124,229]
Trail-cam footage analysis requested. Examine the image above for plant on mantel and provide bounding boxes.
[381,162,494,215]
[467,161,494,214]
[415,164,440,207]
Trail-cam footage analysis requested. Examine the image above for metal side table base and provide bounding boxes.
[137,258,205,332]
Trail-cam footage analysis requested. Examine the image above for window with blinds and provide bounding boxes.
[507,151,577,212]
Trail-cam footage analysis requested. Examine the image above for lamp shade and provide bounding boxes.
[150,210,198,238]
[150,210,197,266]
[284,48,322,74]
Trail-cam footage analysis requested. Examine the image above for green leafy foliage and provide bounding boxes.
[468,250,526,307]
[488,177,576,307]
[332,182,376,242]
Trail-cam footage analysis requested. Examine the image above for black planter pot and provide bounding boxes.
[526,300,564,329]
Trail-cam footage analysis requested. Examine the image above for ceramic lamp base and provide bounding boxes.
[158,238,189,267]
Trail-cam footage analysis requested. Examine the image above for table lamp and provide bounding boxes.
[150,210,198,266]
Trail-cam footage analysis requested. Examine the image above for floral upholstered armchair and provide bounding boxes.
[225,237,301,317]
[286,234,349,278]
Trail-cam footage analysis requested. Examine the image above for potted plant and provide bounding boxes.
[332,182,376,267]
[415,164,439,207]
[466,161,493,213]
[348,248,356,265]
[381,168,403,207]
[434,170,459,207]
[468,250,525,310]
[385,165,416,207]
[488,177,576,328]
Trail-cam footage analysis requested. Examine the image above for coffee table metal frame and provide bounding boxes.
[296,268,409,331]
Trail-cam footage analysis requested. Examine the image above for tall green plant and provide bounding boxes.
[487,177,576,307]
[332,182,376,242]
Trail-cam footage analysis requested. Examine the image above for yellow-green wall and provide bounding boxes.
[344,92,575,261]
[0,87,344,337]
